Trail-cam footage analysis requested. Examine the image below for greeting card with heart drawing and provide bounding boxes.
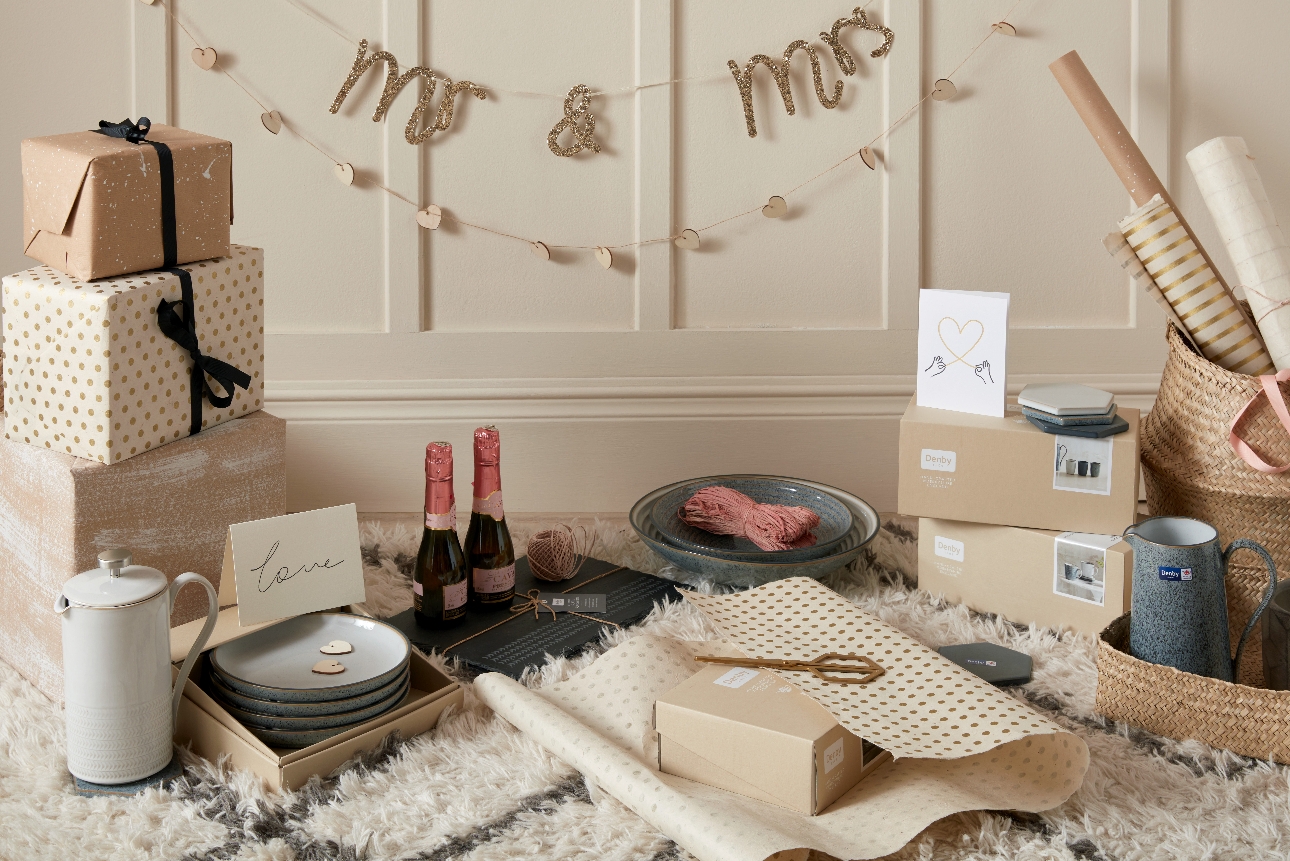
[916,289,1010,417]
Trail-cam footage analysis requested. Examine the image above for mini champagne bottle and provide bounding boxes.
[465,426,516,612]
[413,442,468,629]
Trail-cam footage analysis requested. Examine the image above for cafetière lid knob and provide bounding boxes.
[98,548,133,577]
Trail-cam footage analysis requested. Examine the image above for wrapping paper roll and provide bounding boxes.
[1051,50,1272,373]
[1102,230,1199,349]
[1187,137,1290,372]
[1119,195,1276,375]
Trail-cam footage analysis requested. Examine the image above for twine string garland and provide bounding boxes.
[147,0,1022,257]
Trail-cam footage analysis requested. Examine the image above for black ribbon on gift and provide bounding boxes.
[93,118,177,268]
[156,267,252,435]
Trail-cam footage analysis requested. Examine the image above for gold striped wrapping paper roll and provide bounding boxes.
[1119,194,1275,375]
[1102,230,1199,349]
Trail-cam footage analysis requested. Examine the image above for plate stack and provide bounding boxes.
[205,614,412,748]
[630,475,880,587]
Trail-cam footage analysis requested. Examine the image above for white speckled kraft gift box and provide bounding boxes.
[1,246,263,463]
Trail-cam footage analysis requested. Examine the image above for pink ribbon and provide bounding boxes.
[1230,369,1290,473]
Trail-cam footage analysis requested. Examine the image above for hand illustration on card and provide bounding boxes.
[917,290,1010,417]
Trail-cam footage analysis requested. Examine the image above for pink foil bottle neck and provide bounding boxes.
[473,426,502,499]
[425,441,455,516]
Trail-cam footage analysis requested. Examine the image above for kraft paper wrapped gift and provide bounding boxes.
[0,410,286,703]
[917,518,1133,636]
[2,246,264,463]
[898,397,1140,534]
[656,664,889,815]
[21,122,231,281]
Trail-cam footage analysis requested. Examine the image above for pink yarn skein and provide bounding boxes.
[679,485,820,551]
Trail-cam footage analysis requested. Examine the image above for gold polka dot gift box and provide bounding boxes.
[1,246,263,464]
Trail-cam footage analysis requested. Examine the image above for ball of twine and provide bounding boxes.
[528,525,594,582]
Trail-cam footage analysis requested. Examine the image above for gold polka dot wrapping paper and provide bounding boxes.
[1,246,264,464]
[475,577,1089,861]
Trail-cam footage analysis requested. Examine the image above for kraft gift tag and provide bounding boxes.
[916,289,1010,418]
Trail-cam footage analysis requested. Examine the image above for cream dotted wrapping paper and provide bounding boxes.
[1,246,263,463]
[476,579,1089,861]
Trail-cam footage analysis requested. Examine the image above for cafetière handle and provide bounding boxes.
[168,573,219,728]
[1223,538,1278,681]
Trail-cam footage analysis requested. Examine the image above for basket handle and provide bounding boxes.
[1229,370,1290,473]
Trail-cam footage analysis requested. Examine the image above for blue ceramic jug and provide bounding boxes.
[1123,516,1277,682]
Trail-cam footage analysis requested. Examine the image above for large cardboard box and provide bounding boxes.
[21,124,232,281]
[0,410,286,702]
[2,247,264,463]
[917,518,1133,636]
[898,397,1140,534]
[655,665,889,815]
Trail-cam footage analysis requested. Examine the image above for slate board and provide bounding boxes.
[386,557,684,678]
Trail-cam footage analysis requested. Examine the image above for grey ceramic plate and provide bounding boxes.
[215,677,411,731]
[630,475,880,588]
[210,614,411,703]
[248,688,412,749]
[207,664,410,718]
[650,476,853,562]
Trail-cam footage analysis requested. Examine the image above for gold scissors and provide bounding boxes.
[695,653,885,685]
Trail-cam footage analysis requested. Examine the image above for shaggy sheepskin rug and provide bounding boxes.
[1,518,1287,861]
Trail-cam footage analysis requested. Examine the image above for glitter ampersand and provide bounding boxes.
[547,84,602,158]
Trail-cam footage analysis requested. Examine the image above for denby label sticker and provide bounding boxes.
[934,536,965,562]
[921,449,957,472]
[823,737,845,773]
[1159,566,1193,582]
[712,668,759,689]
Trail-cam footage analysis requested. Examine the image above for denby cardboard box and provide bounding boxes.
[655,665,889,815]
[917,518,1133,636]
[898,397,1140,534]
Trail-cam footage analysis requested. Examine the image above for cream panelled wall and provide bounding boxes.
[5,1,1290,514]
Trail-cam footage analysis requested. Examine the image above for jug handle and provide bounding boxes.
[168,573,219,728]
[1223,538,1279,681]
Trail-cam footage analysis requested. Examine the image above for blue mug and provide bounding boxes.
[1123,516,1277,682]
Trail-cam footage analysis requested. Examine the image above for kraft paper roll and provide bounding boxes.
[1187,137,1290,372]
[1119,195,1276,375]
[1050,49,1270,372]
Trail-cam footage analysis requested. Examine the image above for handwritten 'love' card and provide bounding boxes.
[221,503,366,626]
[916,289,1010,417]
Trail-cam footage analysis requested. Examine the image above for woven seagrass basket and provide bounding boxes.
[1141,324,1290,686]
[1097,615,1290,764]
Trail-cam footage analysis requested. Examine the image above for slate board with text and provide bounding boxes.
[386,557,684,678]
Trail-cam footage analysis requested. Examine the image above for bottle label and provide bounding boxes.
[444,579,468,610]
[473,563,515,595]
[425,504,456,531]
[472,490,505,520]
[413,580,423,596]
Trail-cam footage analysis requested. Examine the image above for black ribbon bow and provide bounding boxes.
[156,267,252,435]
[92,117,177,268]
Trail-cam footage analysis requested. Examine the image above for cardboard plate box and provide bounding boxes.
[898,397,1140,534]
[655,665,889,815]
[917,517,1133,636]
[170,600,461,791]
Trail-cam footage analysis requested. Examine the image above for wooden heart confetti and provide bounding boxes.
[762,196,787,219]
[860,146,877,170]
[334,162,355,186]
[595,246,613,269]
[531,241,551,261]
[931,78,957,101]
[260,110,283,135]
[312,659,346,675]
[992,21,1017,36]
[319,640,353,655]
[674,229,700,250]
[416,204,443,230]
[191,47,218,71]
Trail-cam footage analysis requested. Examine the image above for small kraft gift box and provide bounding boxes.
[898,397,1141,534]
[2,246,263,463]
[169,545,463,791]
[655,664,889,815]
[21,120,231,282]
[0,410,286,703]
[917,518,1133,636]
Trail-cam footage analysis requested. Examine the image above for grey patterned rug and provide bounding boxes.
[0,518,1287,861]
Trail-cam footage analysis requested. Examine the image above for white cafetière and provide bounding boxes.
[55,549,218,785]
